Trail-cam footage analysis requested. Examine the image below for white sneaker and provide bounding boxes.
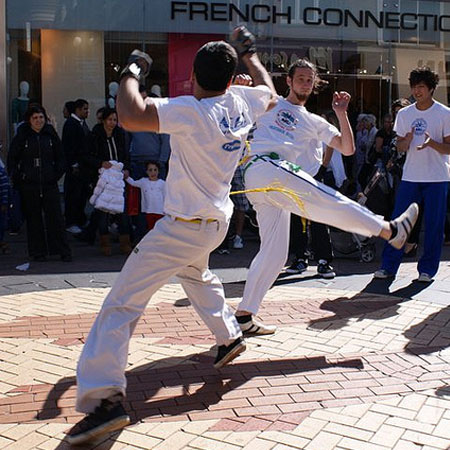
[237,315,277,335]
[233,235,244,249]
[388,203,419,250]
[66,225,82,234]
[373,269,394,279]
[417,273,433,283]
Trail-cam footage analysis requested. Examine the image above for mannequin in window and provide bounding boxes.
[107,82,119,108]
[12,81,30,131]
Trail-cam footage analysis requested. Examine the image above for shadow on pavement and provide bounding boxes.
[36,352,362,447]
[404,304,450,355]
[308,278,432,331]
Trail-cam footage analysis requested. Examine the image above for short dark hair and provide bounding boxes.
[74,98,89,110]
[146,160,160,170]
[193,41,237,91]
[96,107,106,116]
[25,104,47,122]
[64,101,75,114]
[101,107,117,121]
[287,58,328,93]
[138,85,147,93]
[409,67,439,91]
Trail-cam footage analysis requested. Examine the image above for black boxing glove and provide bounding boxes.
[120,50,153,83]
[230,26,257,57]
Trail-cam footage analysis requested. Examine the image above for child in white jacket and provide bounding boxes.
[125,161,165,231]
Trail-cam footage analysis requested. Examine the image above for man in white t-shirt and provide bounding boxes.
[67,29,276,445]
[233,59,419,336]
[374,67,450,283]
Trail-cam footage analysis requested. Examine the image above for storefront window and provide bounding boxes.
[3,0,450,139]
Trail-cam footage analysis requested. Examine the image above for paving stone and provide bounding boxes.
[1,268,450,449]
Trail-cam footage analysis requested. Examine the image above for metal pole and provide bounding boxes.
[0,0,7,162]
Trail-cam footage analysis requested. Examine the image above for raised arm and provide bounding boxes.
[230,26,277,110]
[116,51,160,133]
[329,92,355,156]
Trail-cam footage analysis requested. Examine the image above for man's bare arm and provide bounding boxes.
[323,145,334,167]
[417,133,450,154]
[230,26,277,110]
[117,77,159,133]
[241,53,277,110]
[396,127,415,152]
[329,92,355,156]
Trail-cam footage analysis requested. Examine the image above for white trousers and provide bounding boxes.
[76,216,241,413]
[238,158,385,315]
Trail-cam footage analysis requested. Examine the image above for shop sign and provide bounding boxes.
[171,1,450,32]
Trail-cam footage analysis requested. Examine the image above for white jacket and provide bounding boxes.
[89,161,125,214]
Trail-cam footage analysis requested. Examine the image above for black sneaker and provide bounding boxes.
[213,337,246,369]
[317,260,335,279]
[66,395,130,445]
[285,259,308,274]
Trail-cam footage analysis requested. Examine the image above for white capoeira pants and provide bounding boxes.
[76,216,241,413]
[238,156,386,315]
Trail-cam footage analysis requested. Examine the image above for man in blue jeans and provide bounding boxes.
[374,67,450,282]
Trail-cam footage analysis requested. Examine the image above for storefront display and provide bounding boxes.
[2,0,450,143]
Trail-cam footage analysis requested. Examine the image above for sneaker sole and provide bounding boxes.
[213,341,246,369]
[66,415,130,445]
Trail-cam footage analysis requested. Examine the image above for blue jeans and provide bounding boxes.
[381,180,448,277]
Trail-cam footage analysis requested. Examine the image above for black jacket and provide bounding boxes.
[62,116,89,169]
[82,124,130,182]
[8,123,65,188]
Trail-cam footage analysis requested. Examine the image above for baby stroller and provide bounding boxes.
[330,142,402,262]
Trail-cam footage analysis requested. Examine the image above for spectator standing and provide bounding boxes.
[125,160,165,231]
[7,105,71,261]
[83,108,131,255]
[62,98,90,234]
[373,113,395,167]
[374,67,450,282]
[357,114,378,190]
[129,86,171,180]
[0,165,10,254]
[63,101,75,120]
[128,86,171,240]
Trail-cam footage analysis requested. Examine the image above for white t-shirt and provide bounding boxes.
[126,177,165,214]
[394,101,450,182]
[153,85,271,221]
[250,97,340,176]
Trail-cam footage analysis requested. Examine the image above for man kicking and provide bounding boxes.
[233,56,419,335]
[67,29,276,445]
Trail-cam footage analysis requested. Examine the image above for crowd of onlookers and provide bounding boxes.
[1,88,449,266]
[2,85,171,261]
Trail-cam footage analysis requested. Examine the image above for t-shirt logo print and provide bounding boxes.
[412,118,427,136]
[220,114,247,152]
[276,110,298,131]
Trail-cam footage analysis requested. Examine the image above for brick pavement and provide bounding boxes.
[0,275,449,450]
